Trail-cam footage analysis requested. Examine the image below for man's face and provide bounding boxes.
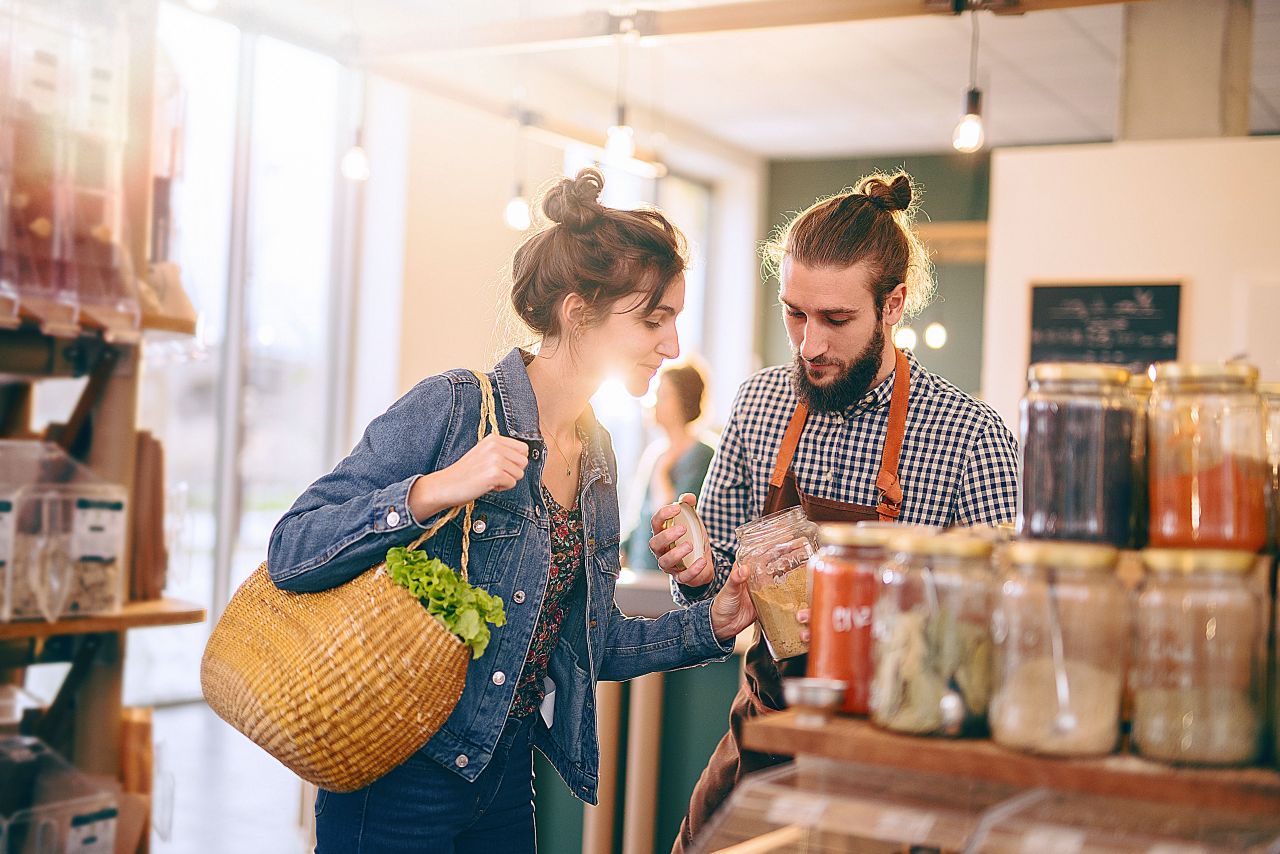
[779,259,900,412]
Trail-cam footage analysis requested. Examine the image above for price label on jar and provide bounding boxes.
[1021,826,1084,853]
[72,498,125,561]
[873,808,936,843]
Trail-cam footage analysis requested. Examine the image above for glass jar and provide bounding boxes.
[989,540,1127,756]
[1132,548,1264,766]
[1148,362,1268,551]
[1128,371,1154,549]
[807,523,896,715]
[736,507,819,660]
[870,530,994,736]
[1019,363,1137,547]
[1260,382,1280,550]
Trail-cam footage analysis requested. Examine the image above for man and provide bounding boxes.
[650,172,1020,853]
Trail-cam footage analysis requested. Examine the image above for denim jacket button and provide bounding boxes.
[455,754,469,768]
[472,518,487,534]
[492,671,507,686]
[386,510,401,527]
[512,590,526,604]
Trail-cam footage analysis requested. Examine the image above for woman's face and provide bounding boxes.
[581,273,685,396]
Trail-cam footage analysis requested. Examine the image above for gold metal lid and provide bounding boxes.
[1007,540,1119,571]
[1027,363,1130,386]
[888,530,993,559]
[1150,361,1259,386]
[1258,381,1280,398]
[819,522,939,548]
[1128,371,1154,393]
[1141,548,1258,574]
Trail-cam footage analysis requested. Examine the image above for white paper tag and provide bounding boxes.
[873,808,936,844]
[67,806,117,853]
[540,677,556,728]
[1021,826,1085,854]
[765,794,828,828]
[71,498,124,562]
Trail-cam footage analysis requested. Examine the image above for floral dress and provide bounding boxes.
[509,481,586,719]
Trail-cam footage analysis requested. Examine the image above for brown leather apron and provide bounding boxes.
[674,349,911,854]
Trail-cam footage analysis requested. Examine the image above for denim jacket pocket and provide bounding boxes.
[445,496,524,586]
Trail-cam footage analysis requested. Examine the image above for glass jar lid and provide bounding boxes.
[1141,548,1258,574]
[1007,540,1119,571]
[888,530,993,559]
[817,522,941,548]
[1150,361,1259,386]
[1027,362,1130,386]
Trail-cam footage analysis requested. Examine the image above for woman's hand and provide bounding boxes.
[411,435,529,519]
[649,494,715,587]
[710,561,756,641]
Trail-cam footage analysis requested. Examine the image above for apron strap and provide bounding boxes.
[874,348,911,521]
[769,402,809,491]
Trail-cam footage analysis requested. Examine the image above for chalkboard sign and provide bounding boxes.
[1029,283,1181,374]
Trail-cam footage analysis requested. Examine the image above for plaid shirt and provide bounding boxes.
[674,349,1019,604]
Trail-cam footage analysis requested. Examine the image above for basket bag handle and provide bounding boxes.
[396,370,499,582]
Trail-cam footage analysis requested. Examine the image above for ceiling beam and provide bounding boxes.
[359,0,1144,60]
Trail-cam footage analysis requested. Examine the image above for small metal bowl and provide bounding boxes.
[783,677,846,729]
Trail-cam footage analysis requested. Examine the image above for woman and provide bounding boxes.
[625,362,717,570]
[266,169,756,853]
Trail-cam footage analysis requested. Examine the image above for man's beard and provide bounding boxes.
[791,323,886,413]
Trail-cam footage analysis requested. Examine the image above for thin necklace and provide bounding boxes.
[542,424,574,478]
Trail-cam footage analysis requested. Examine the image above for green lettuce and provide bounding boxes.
[385,547,506,659]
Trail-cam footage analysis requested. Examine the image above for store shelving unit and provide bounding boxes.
[743,710,1280,815]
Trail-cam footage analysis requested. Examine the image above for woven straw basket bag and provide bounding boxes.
[201,371,499,793]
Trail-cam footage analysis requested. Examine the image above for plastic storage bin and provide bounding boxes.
[695,756,1023,853]
[0,736,117,854]
[0,441,126,622]
[969,788,1280,853]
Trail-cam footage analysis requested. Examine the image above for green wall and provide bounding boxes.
[762,153,991,394]
[534,655,743,853]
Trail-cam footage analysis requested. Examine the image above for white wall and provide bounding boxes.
[982,136,1280,430]
[389,77,766,423]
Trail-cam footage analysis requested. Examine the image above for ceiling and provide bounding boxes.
[205,0,1280,159]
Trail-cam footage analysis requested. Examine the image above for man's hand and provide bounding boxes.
[649,493,716,587]
[710,561,756,641]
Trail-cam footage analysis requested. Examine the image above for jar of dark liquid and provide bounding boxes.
[1148,363,1267,552]
[1019,363,1136,547]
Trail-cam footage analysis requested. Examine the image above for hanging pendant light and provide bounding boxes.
[952,9,985,153]
[504,182,532,231]
[341,128,371,182]
[605,31,635,165]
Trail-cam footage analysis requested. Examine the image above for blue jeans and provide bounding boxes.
[315,716,537,853]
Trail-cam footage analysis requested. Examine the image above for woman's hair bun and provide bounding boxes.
[859,173,914,213]
[542,168,605,232]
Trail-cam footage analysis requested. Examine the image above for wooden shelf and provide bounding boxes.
[743,710,1280,814]
[0,597,205,641]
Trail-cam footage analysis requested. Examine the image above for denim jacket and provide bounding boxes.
[267,348,734,804]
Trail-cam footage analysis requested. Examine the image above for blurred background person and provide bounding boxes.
[625,362,717,570]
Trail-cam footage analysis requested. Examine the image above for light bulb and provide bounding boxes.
[341,144,370,181]
[605,123,635,163]
[894,326,917,351]
[952,115,984,153]
[924,322,948,349]
[504,195,531,231]
[952,88,985,153]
